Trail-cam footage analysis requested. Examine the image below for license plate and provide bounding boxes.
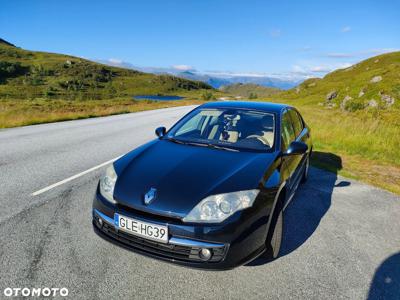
[114,213,168,243]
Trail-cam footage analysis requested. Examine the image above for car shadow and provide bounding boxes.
[246,151,350,266]
[367,252,400,300]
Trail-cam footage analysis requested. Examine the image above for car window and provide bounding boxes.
[281,110,296,150]
[175,114,204,135]
[167,108,275,152]
[289,109,304,137]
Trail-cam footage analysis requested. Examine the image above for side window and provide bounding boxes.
[175,114,203,136]
[281,111,296,150]
[289,109,304,137]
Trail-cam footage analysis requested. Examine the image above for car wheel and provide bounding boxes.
[301,154,310,183]
[270,210,283,258]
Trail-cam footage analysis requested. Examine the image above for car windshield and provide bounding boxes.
[166,108,275,152]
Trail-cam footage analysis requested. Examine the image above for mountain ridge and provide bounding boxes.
[270,51,400,111]
[96,59,301,89]
[0,38,212,100]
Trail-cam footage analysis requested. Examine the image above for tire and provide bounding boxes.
[301,154,310,183]
[270,210,283,258]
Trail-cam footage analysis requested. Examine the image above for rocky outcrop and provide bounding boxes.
[368,99,378,108]
[380,94,395,107]
[326,91,338,101]
[340,95,353,110]
[370,76,382,83]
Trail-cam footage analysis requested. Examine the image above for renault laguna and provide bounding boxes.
[92,101,312,269]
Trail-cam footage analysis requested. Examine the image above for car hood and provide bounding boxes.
[114,139,277,219]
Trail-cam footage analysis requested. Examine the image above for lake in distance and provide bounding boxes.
[133,95,184,101]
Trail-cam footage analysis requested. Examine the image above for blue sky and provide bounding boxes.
[1,0,399,79]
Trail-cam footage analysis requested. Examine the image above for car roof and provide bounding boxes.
[199,101,291,114]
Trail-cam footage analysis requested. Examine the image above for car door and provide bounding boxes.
[280,109,298,200]
[287,109,308,189]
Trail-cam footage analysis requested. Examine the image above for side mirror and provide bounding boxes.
[283,141,308,156]
[155,126,166,138]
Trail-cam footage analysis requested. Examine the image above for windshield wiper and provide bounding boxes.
[186,141,239,152]
[167,137,238,152]
[166,137,187,145]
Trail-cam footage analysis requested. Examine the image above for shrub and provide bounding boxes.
[201,91,215,101]
[0,61,29,82]
[343,100,365,112]
[249,92,258,99]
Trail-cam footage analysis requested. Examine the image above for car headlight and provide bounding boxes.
[99,165,118,204]
[183,190,259,223]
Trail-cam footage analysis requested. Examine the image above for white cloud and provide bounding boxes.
[108,58,123,64]
[172,65,194,71]
[310,66,332,73]
[268,29,282,38]
[291,62,354,77]
[341,26,351,33]
[291,65,309,75]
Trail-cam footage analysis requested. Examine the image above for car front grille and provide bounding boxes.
[94,219,226,263]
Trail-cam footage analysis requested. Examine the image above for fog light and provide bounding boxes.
[98,218,103,227]
[199,248,212,261]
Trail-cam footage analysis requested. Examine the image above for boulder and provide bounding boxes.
[340,95,353,110]
[326,90,338,101]
[380,94,395,107]
[368,99,378,108]
[370,76,382,83]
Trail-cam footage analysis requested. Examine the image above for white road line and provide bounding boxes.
[31,155,123,196]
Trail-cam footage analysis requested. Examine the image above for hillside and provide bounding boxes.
[220,83,281,98]
[277,51,400,111]
[259,51,400,194]
[0,39,212,100]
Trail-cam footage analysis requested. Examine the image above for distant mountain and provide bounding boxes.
[96,59,301,90]
[275,51,400,111]
[0,39,212,100]
[220,83,281,98]
[146,70,300,90]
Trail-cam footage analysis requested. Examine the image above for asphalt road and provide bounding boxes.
[0,106,399,299]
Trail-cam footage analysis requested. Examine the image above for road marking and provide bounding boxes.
[31,155,123,196]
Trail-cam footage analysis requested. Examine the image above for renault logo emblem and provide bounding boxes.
[144,188,157,205]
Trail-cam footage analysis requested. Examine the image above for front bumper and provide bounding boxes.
[93,189,269,270]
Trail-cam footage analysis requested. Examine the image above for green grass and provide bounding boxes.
[219,83,281,98]
[0,98,205,128]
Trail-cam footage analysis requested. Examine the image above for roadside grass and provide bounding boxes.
[262,98,400,194]
[0,98,203,128]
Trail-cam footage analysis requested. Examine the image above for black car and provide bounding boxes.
[93,101,312,269]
